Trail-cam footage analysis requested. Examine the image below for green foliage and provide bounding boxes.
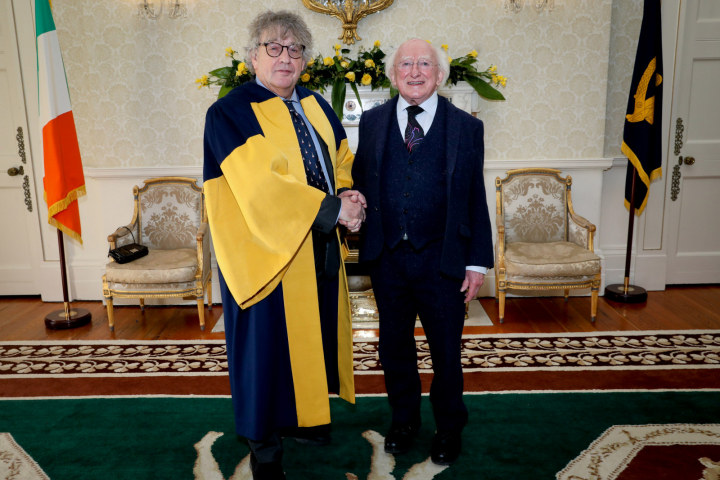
[196,43,508,120]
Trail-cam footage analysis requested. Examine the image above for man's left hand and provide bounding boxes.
[461,270,485,303]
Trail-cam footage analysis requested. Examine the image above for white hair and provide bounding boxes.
[385,39,450,87]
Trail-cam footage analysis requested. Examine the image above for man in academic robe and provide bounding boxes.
[352,38,494,466]
[202,11,365,480]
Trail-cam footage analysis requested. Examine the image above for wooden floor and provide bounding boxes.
[1,285,719,341]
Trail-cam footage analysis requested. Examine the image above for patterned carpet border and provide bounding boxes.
[1,330,719,378]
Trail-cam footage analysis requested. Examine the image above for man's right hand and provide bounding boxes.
[339,196,365,232]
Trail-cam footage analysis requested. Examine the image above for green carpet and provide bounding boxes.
[2,392,720,479]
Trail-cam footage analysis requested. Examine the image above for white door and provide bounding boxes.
[665,0,720,284]
[0,0,41,295]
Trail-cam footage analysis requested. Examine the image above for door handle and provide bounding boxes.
[683,156,695,165]
[7,166,25,176]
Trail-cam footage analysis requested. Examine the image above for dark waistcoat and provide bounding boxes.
[380,102,448,250]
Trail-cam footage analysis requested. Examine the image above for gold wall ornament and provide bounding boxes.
[301,0,394,45]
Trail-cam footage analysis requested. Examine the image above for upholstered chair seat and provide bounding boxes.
[495,169,601,323]
[105,249,199,284]
[504,242,601,277]
[102,177,212,331]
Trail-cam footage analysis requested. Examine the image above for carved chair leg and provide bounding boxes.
[564,289,570,303]
[207,276,213,311]
[139,298,145,312]
[591,287,599,323]
[495,270,499,303]
[498,289,506,324]
[107,298,115,331]
[197,296,206,331]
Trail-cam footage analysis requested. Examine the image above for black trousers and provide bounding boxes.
[370,240,468,432]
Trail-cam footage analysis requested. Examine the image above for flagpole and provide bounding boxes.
[604,165,649,303]
[44,229,92,329]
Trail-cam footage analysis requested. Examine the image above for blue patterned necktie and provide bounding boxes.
[284,100,329,193]
[404,105,425,152]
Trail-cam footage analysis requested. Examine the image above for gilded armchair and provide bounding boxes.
[102,177,212,331]
[495,168,601,323]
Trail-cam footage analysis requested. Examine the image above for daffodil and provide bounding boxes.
[374,40,381,47]
[500,75,507,87]
[335,50,341,57]
[196,75,209,89]
[441,44,449,52]
[341,61,350,69]
[236,62,247,77]
[324,57,335,66]
[491,74,498,84]
[301,73,311,82]
[225,47,235,57]
[335,43,342,51]
[468,50,478,58]
[361,73,372,85]
[345,71,356,82]
[365,59,375,68]
[489,65,497,73]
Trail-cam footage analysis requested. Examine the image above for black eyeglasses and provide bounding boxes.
[260,42,305,59]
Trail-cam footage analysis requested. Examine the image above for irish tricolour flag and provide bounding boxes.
[37,0,85,243]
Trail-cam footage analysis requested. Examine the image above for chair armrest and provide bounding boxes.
[569,213,596,251]
[108,223,137,250]
[196,223,211,281]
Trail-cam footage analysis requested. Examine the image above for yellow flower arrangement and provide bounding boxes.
[199,42,507,120]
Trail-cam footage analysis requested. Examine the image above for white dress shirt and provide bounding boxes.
[396,93,487,276]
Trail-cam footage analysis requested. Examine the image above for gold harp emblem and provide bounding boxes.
[626,57,663,125]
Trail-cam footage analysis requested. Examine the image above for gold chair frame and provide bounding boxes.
[495,168,601,323]
[102,177,212,331]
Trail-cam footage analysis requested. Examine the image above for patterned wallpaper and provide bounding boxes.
[52,0,613,167]
[603,0,643,158]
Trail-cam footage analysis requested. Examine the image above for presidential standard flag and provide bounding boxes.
[36,0,86,243]
[622,0,663,215]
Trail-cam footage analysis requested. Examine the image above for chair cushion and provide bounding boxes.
[106,249,198,284]
[504,241,601,277]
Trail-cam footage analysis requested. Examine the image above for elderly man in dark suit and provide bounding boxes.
[352,38,493,466]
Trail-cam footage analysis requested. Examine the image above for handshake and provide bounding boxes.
[337,190,367,233]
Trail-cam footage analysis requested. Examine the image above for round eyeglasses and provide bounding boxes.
[395,61,438,72]
[260,42,305,59]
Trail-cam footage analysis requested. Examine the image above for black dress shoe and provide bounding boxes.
[280,424,331,446]
[431,430,462,465]
[249,455,286,480]
[384,422,420,454]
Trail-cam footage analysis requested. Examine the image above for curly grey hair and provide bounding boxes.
[245,10,314,75]
[385,39,450,87]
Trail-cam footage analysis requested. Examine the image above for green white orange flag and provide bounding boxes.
[36,0,85,243]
